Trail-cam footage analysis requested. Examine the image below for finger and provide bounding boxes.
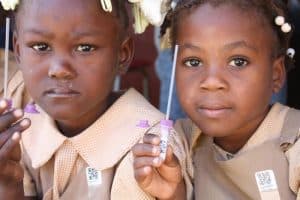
[143,134,160,145]
[0,99,12,114]
[163,146,180,167]
[157,146,182,183]
[9,134,22,161]
[133,156,162,169]
[0,108,24,132]
[0,160,24,182]
[9,118,31,135]
[0,132,22,161]
[132,143,160,157]
[0,118,30,148]
[134,166,153,187]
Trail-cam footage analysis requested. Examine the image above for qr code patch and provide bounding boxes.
[255,170,278,192]
[87,168,98,181]
[86,167,102,186]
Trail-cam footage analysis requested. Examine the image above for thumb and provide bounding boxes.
[134,166,154,188]
[157,146,182,183]
[163,146,180,168]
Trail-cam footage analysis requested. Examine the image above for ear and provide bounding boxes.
[272,56,286,94]
[116,36,134,75]
[13,31,21,65]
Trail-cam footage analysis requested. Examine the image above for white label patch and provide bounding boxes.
[255,170,278,192]
[86,167,102,186]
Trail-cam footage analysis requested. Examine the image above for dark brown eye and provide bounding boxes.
[32,43,51,52]
[229,58,248,68]
[184,58,202,67]
[76,44,95,52]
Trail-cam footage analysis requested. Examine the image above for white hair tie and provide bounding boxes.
[287,48,296,59]
[129,0,172,33]
[0,0,19,11]
[275,16,292,33]
[100,0,112,12]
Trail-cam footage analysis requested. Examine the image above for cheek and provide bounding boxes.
[77,65,116,98]
[19,56,46,83]
[233,71,273,112]
[176,70,197,107]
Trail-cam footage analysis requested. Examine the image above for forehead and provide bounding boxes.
[16,0,120,35]
[176,3,275,52]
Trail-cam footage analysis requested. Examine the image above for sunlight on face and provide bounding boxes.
[175,4,285,144]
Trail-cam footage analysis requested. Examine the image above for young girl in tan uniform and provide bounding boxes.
[0,0,188,199]
[133,0,300,199]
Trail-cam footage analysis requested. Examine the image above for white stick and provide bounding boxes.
[166,44,179,120]
[4,17,10,99]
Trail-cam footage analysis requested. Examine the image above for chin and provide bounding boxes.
[195,121,232,138]
[48,110,77,121]
[40,104,80,120]
[200,128,228,137]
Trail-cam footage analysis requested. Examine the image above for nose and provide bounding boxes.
[199,66,227,91]
[48,59,76,80]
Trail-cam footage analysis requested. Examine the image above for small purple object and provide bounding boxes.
[136,120,150,128]
[160,119,173,128]
[6,99,12,110]
[24,103,39,114]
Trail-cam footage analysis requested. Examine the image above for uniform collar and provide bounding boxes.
[22,88,164,170]
[190,103,289,155]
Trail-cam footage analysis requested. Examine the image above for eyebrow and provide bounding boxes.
[70,30,104,38]
[179,43,203,51]
[23,28,103,39]
[23,28,54,38]
[223,41,258,52]
[178,41,258,54]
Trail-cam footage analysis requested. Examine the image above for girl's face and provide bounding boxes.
[14,0,133,126]
[175,4,285,147]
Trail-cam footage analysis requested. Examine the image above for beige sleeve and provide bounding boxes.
[285,139,300,199]
[21,160,37,197]
[111,152,155,200]
[20,142,37,197]
[170,122,194,200]
[7,71,31,109]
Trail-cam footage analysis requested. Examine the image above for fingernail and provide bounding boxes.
[0,100,7,109]
[12,132,20,141]
[13,109,23,118]
[153,157,161,165]
[20,119,30,127]
[152,147,159,154]
[143,166,151,173]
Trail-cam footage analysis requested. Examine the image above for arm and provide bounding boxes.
[159,180,186,200]
[0,100,31,200]
[132,134,186,200]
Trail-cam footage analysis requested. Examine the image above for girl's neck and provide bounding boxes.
[213,133,254,154]
[213,106,270,154]
[56,92,122,138]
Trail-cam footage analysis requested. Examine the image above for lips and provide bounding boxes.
[44,87,80,98]
[197,104,232,118]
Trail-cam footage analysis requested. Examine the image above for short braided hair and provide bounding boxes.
[162,0,293,61]
[13,0,130,31]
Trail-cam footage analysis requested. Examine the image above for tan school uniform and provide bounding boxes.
[0,49,30,108]
[21,88,192,200]
[176,103,300,200]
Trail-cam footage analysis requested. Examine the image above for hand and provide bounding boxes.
[0,99,31,198]
[132,134,186,200]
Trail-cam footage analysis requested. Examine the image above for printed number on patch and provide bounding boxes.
[255,170,278,192]
[86,167,102,186]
